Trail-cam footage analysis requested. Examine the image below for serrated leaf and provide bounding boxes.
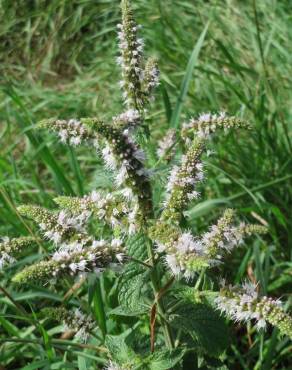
[109,306,146,317]
[118,233,151,315]
[169,302,229,356]
[148,348,186,370]
[105,326,139,364]
[126,232,149,260]
[118,262,150,315]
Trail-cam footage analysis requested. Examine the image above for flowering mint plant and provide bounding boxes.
[1,1,291,368]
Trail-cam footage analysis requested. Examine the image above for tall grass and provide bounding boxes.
[0,0,291,368]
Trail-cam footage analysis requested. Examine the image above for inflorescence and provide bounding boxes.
[182,112,251,142]
[0,236,36,270]
[162,139,205,223]
[43,307,96,342]
[216,280,292,338]
[54,191,139,234]
[13,237,124,284]
[150,210,268,279]
[117,0,159,110]
[18,205,89,244]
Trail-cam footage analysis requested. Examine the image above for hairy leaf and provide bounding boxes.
[126,232,149,260]
[148,348,186,370]
[169,302,229,356]
[118,262,150,315]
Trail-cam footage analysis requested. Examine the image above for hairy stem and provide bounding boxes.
[146,237,174,349]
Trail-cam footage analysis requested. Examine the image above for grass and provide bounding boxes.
[0,0,291,368]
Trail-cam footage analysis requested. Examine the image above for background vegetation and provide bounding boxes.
[0,0,291,368]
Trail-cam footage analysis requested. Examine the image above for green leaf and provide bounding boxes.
[126,232,149,260]
[117,233,151,314]
[148,348,186,370]
[169,302,229,356]
[118,262,150,315]
[105,328,137,364]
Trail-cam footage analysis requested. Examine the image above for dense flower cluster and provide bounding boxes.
[117,0,159,110]
[150,210,268,279]
[43,307,96,342]
[105,361,129,370]
[182,112,251,141]
[113,109,141,130]
[13,237,124,284]
[157,128,176,160]
[0,236,36,270]
[18,205,89,244]
[216,281,292,338]
[55,191,140,234]
[142,57,160,101]
[38,118,95,146]
[83,118,152,216]
[162,139,205,223]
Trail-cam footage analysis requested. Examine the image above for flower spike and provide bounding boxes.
[54,191,140,234]
[12,238,124,284]
[182,112,251,142]
[17,205,89,244]
[38,118,95,146]
[216,280,292,339]
[83,118,152,216]
[162,139,205,223]
[42,307,95,342]
[0,236,36,270]
[118,0,159,110]
[150,210,268,279]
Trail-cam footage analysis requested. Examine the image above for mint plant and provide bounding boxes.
[1,1,291,368]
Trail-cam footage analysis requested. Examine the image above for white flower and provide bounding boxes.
[105,361,124,370]
[165,254,180,275]
[0,253,15,270]
[113,109,140,126]
[102,145,117,169]
[121,187,134,200]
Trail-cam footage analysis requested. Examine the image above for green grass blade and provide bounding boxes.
[3,85,75,195]
[170,23,209,129]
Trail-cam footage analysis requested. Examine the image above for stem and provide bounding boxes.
[146,238,174,349]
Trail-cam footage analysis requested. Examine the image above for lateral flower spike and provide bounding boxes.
[83,118,152,216]
[42,307,95,343]
[0,236,36,270]
[162,139,205,223]
[216,280,292,339]
[54,191,141,234]
[149,221,210,278]
[12,238,124,284]
[150,210,268,279]
[182,112,251,142]
[38,118,95,146]
[17,205,89,244]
